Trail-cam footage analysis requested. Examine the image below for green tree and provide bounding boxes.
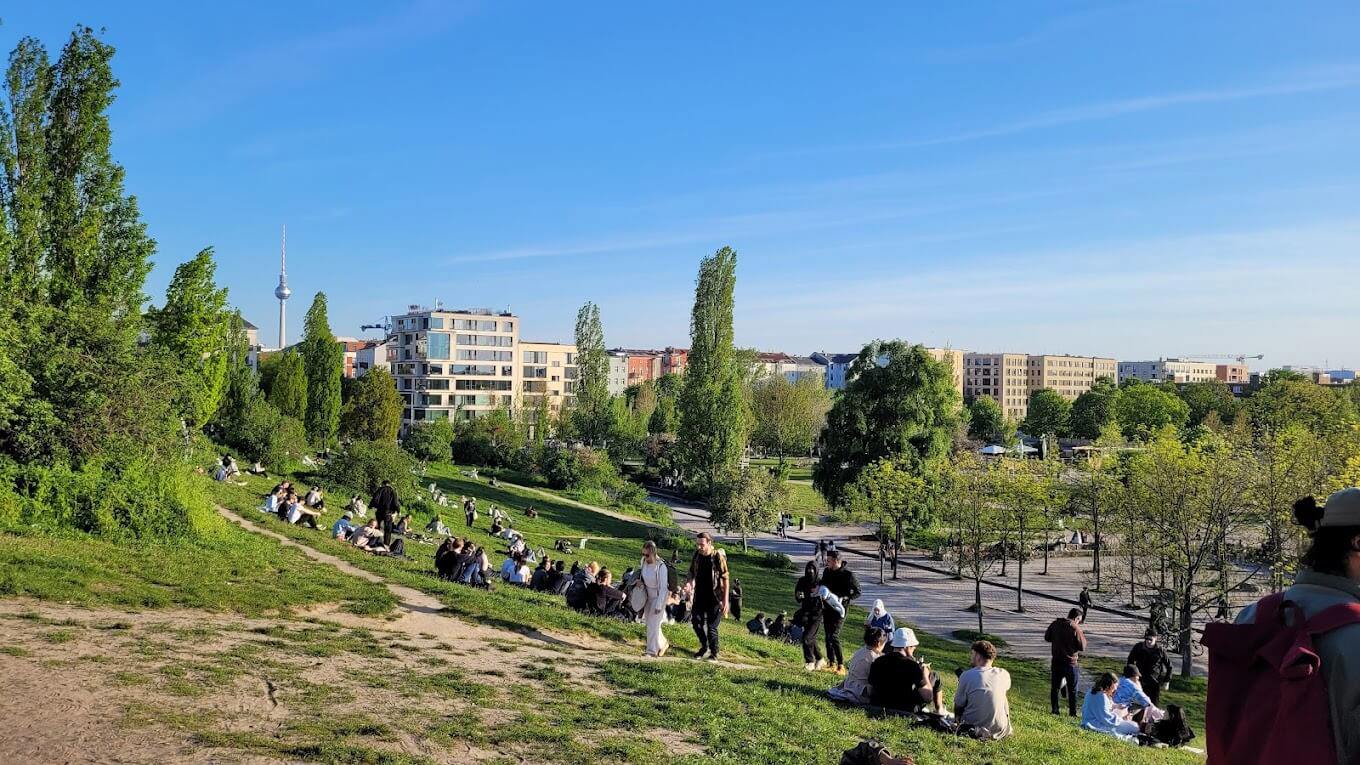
[648,396,678,435]
[995,459,1048,611]
[677,247,747,494]
[1249,379,1358,439]
[967,396,1014,444]
[571,301,612,445]
[403,419,455,462]
[145,248,230,429]
[1178,380,1240,428]
[1113,383,1190,440]
[709,468,786,551]
[268,351,307,420]
[340,368,403,443]
[843,457,935,580]
[941,456,1002,636]
[1070,377,1118,439]
[814,340,961,507]
[750,374,832,466]
[1021,388,1071,439]
[301,292,342,450]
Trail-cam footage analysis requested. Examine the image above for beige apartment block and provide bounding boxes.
[1029,355,1118,401]
[1118,358,1217,384]
[964,353,1030,420]
[520,340,578,415]
[390,307,520,423]
[926,347,965,400]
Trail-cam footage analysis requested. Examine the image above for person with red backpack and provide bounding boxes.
[1204,489,1360,765]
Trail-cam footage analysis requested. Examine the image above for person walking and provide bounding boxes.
[1126,631,1172,706]
[729,578,744,620]
[640,540,670,658]
[1078,587,1092,623]
[820,550,861,674]
[371,479,401,547]
[462,496,475,528]
[1045,608,1088,716]
[794,560,824,670]
[685,532,730,661]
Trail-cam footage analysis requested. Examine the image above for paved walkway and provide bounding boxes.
[655,493,1208,675]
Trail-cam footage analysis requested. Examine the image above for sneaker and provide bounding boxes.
[814,659,826,671]
[704,653,719,662]
[693,648,709,659]
[803,662,815,671]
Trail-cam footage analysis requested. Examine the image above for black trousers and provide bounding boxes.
[465,511,474,527]
[382,515,394,546]
[1050,662,1080,715]
[692,600,722,657]
[801,617,823,663]
[1146,678,1163,707]
[823,609,845,667]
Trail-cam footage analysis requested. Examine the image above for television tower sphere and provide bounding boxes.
[275,277,291,301]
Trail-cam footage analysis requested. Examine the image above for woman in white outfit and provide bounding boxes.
[640,541,670,657]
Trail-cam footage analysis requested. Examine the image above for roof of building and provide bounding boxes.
[755,351,791,363]
[241,318,259,330]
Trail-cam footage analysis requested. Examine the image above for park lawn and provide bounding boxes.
[784,478,829,519]
[207,466,1203,765]
[0,520,395,616]
[750,457,814,482]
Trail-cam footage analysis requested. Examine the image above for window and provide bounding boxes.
[429,317,445,329]
[523,366,547,379]
[501,321,514,332]
[427,332,451,360]
[523,381,548,393]
[455,379,512,391]
[425,379,450,391]
[450,364,496,376]
[457,349,512,361]
[427,364,443,375]
[523,351,548,364]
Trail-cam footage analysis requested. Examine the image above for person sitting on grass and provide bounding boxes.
[829,627,887,705]
[769,611,788,640]
[351,519,387,552]
[1113,664,1165,722]
[248,461,267,476]
[435,537,462,579]
[509,554,532,586]
[747,612,769,636]
[490,518,504,537]
[529,557,551,591]
[954,640,1013,741]
[1081,672,1143,743]
[461,544,491,587]
[500,552,520,581]
[394,513,413,536]
[285,492,322,529]
[262,487,283,515]
[343,494,366,518]
[547,560,570,594]
[304,485,324,508]
[525,505,539,519]
[590,568,626,616]
[331,511,356,540]
[868,628,943,715]
[867,599,895,634]
[425,514,450,536]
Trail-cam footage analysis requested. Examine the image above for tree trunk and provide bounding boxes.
[1091,492,1102,590]
[1179,598,1194,677]
[1017,513,1026,612]
[1042,526,1050,575]
[741,532,748,552]
[892,519,902,580]
[975,575,984,635]
[878,515,885,585]
[1129,552,1136,607]
[1000,517,1009,576]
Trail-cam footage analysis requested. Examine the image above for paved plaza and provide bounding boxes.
[657,493,1211,675]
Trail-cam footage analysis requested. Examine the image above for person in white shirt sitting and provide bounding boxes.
[346,494,367,518]
[828,627,887,705]
[509,555,532,586]
[262,489,282,514]
[954,640,1013,740]
[1113,664,1165,722]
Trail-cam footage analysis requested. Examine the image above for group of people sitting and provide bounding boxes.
[1080,664,1192,747]
[825,626,1014,742]
[261,480,414,557]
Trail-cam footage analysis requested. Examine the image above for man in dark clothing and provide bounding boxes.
[1126,631,1172,706]
[868,628,936,713]
[371,480,400,546]
[820,551,861,672]
[685,531,730,660]
[1078,587,1092,623]
[1044,608,1087,716]
[730,579,744,620]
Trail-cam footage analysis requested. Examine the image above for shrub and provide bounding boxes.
[219,392,309,471]
[757,550,794,571]
[324,440,415,496]
[541,446,581,489]
[403,420,454,462]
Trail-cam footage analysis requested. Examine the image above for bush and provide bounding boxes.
[541,446,581,489]
[403,420,454,462]
[757,550,794,571]
[220,393,309,470]
[324,440,415,496]
[2,456,213,539]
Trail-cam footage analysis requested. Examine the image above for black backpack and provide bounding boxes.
[840,741,889,765]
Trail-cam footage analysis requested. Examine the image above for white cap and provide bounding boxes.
[1322,488,1360,528]
[871,599,887,616]
[890,627,918,648]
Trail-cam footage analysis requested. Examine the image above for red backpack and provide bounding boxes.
[1202,592,1360,765]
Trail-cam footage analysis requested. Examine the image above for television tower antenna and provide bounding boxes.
[274,225,292,348]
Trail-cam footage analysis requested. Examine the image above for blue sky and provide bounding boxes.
[6,2,1360,368]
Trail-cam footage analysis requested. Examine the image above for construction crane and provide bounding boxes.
[1184,353,1264,364]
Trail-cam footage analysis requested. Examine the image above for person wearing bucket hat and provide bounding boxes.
[868,627,943,714]
[1229,489,1360,764]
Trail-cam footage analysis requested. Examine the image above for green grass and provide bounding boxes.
[0,518,395,616]
[206,462,1203,764]
[783,479,828,519]
[749,457,814,482]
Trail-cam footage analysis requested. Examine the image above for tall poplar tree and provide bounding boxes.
[677,246,747,493]
[146,248,230,429]
[571,301,611,445]
[269,351,307,420]
[301,292,342,450]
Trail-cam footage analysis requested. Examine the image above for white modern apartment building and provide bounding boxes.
[388,307,576,424]
[754,352,825,384]
[606,352,630,396]
[1118,358,1217,384]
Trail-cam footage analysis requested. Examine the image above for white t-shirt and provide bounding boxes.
[285,503,303,524]
[955,666,1012,740]
[510,564,531,585]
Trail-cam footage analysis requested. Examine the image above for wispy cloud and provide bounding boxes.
[771,64,1360,157]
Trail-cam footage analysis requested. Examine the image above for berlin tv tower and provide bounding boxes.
[274,225,292,349]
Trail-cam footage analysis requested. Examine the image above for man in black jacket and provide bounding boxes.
[371,480,400,546]
[1126,631,1172,706]
[820,550,861,673]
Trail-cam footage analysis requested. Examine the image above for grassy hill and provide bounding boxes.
[200,461,1204,764]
